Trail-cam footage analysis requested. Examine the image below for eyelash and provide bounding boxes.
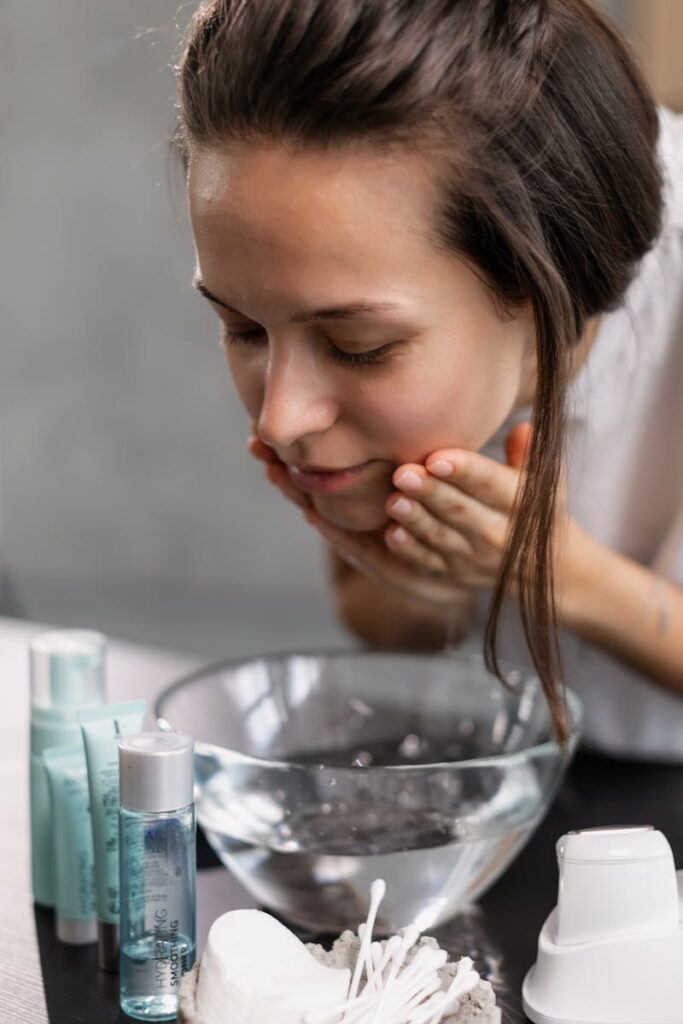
[223,328,394,369]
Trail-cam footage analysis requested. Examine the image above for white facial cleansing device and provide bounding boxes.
[523,825,683,1024]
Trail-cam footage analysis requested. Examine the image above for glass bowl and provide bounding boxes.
[155,649,582,934]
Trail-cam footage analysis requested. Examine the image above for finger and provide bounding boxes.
[303,508,392,575]
[386,493,473,557]
[392,465,511,541]
[505,422,532,469]
[384,523,449,574]
[304,509,469,605]
[248,434,280,464]
[304,508,381,556]
[304,508,443,583]
[420,450,522,512]
[265,461,311,509]
[247,432,310,507]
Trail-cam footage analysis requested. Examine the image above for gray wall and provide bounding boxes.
[0,1,346,656]
[0,0,632,657]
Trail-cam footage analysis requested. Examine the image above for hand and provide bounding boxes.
[247,422,570,609]
[306,424,538,601]
[247,429,467,604]
[380,423,537,591]
[302,425,535,604]
[303,510,474,606]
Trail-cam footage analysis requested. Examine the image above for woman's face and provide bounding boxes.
[188,140,536,532]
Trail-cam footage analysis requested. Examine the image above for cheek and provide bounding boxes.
[355,378,479,462]
[358,353,521,460]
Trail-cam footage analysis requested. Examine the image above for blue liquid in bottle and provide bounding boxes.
[119,733,196,1021]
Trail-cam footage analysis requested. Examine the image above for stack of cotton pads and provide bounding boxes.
[179,880,501,1024]
[185,909,350,1023]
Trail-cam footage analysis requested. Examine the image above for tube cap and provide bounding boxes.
[30,630,107,711]
[56,915,98,945]
[118,731,194,813]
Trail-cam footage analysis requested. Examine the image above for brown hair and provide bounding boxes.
[176,0,663,742]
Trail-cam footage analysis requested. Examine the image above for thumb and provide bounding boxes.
[505,422,532,469]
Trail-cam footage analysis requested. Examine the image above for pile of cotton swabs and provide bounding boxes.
[303,880,480,1024]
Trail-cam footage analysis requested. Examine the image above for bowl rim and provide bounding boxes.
[154,646,584,772]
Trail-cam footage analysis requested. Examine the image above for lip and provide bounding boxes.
[287,460,376,495]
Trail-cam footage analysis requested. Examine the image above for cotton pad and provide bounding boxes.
[192,909,351,1024]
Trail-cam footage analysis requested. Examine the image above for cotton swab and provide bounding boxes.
[343,879,387,1016]
[303,880,482,1024]
[368,925,421,1024]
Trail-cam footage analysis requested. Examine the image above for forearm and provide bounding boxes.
[559,525,683,695]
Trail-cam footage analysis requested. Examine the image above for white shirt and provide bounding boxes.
[480,107,683,761]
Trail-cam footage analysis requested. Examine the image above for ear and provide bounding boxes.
[505,422,532,469]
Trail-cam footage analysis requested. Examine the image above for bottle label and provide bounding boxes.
[153,908,181,988]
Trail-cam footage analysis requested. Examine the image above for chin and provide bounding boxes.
[312,493,389,533]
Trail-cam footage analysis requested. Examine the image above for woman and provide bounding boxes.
[177,0,683,756]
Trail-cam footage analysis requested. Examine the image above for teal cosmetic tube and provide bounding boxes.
[30,630,107,908]
[43,744,98,944]
[78,699,146,972]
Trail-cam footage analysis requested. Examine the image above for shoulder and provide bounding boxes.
[617,107,683,358]
[658,106,683,233]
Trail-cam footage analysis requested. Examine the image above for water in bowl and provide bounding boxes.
[198,729,543,934]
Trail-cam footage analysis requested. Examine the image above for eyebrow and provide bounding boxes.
[193,277,402,324]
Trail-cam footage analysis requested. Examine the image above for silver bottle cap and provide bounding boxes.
[30,629,107,711]
[118,731,194,813]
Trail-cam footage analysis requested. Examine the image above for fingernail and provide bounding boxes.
[389,497,413,518]
[428,459,452,478]
[395,470,422,492]
[391,527,409,545]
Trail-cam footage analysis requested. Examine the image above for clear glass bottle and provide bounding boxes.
[118,731,196,1021]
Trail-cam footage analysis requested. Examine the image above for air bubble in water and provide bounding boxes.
[352,750,373,767]
[399,733,422,759]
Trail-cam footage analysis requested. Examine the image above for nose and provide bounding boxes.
[256,347,339,450]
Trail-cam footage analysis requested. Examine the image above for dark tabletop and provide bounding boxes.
[2,619,682,1024]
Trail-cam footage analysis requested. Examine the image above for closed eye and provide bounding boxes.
[224,327,264,343]
[223,327,396,369]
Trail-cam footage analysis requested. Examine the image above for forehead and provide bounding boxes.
[187,140,441,279]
